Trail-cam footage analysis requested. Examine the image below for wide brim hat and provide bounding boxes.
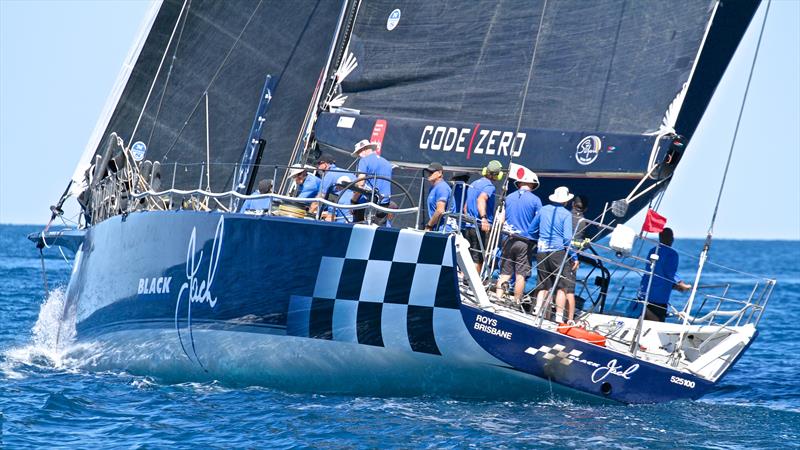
[352,139,379,156]
[287,164,309,178]
[549,186,574,203]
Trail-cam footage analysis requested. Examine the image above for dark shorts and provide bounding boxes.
[644,303,668,322]
[500,237,533,277]
[462,227,487,263]
[536,250,569,292]
[563,264,577,294]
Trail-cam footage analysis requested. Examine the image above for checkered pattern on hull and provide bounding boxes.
[287,225,460,355]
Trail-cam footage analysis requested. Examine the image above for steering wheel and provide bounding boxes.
[330,175,416,224]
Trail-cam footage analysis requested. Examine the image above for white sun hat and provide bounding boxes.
[352,139,378,156]
[287,164,308,178]
[548,186,574,203]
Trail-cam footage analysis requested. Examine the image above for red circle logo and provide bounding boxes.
[516,168,525,179]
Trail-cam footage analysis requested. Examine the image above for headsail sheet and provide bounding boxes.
[92,0,343,191]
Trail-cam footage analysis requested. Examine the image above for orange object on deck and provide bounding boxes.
[557,324,606,347]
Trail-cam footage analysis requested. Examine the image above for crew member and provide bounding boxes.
[463,160,502,273]
[637,227,692,322]
[240,179,273,213]
[288,165,321,199]
[565,195,589,312]
[352,139,393,225]
[528,186,578,323]
[495,170,542,304]
[423,162,455,232]
[311,153,354,221]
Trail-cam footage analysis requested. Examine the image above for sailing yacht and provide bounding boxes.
[32,0,775,403]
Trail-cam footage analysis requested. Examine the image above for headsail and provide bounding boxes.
[312,0,761,223]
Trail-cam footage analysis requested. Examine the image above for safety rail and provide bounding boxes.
[85,164,420,225]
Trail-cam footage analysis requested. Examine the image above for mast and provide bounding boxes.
[284,0,361,189]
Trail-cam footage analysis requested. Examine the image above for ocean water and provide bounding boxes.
[1,224,798,449]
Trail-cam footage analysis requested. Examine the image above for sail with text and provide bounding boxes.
[314,0,760,179]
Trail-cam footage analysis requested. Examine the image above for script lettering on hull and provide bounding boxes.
[174,216,224,369]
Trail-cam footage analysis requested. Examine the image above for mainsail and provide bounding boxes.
[83,0,344,193]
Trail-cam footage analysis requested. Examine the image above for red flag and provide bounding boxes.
[642,208,667,233]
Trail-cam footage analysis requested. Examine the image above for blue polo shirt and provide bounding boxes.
[504,188,542,238]
[464,177,496,228]
[240,191,271,212]
[427,180,455,231]
[357,153,392,204]
[638,244,683,306]
[319,165,355,222]
[297,174,321,199]
[528,203,573,254]
[319,164,353,198]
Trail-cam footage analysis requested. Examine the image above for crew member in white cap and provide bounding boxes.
[527,186,578,323]
[495,168,542,305]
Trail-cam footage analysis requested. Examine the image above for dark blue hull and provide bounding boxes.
[60,210,713,403]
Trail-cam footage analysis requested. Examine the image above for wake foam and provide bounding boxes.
[2,287,80,377]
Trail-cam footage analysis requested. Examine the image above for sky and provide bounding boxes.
[0,0,798,240]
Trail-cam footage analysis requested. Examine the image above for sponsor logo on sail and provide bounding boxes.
[419,125,526,159]
[131,141,147,162]
[575,135,601,165]
[387,9,401,31]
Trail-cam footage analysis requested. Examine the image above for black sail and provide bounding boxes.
[93,0,344,192]
[315,0,759,172]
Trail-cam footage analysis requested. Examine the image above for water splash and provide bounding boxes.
[2,287,77,376]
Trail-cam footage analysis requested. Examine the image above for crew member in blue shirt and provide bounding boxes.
[351,139,393,225]
[463,160,502,273]
[289,165,321,199]
[637,227,692,322]
[495,169,542,304]
[239,178,273,213]
[310,153,355,222]
[423,162,455,232]
[528,186,578,323]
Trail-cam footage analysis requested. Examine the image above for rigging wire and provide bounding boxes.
[484,0,548,274]
[146,0,192,148]
[161,0,264,161]
[673,0,772,364]
[506,0,548,179]
[130,0,191,145]
[705,0,771,248]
